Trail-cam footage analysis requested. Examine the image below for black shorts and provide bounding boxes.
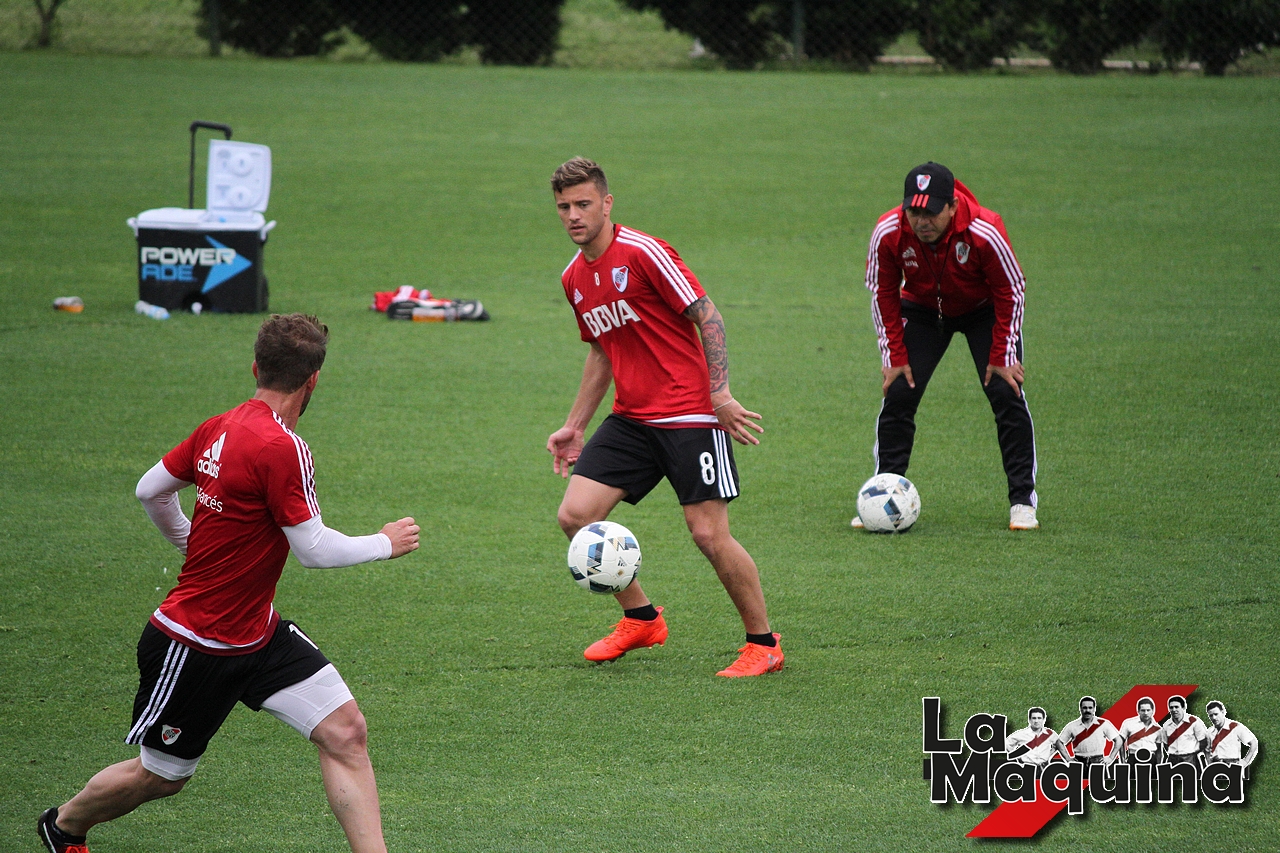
[125,619,331,761]
[574,414,740,505]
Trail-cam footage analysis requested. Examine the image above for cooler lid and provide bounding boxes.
[131,207,266,232]
[207,140,271,214]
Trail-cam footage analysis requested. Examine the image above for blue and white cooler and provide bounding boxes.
[128,139,276,313]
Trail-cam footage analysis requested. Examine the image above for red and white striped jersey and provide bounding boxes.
[865,180,1027,368]
[155,399,319,654]
[1162,713,1208,754]
[1005,725,1057,765]
[1118,715,1163,754]
[562,224,717,428]
[1056,716,1120,758]
[1208,720,1256,761]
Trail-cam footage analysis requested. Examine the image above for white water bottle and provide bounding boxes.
[135,300,170,320]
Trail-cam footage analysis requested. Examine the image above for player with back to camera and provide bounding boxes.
[547,157,782,677]
[855,162,1039,531]
[37,314,420,853]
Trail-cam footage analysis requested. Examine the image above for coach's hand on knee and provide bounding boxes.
[882,365,915,395]
[382,517,420,558]
[984,362,1024,398]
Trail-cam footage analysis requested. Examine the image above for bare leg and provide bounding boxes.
[556,475,650,609]
[55,758,187,837]
[683,499,770,635]
[311,700,386,853]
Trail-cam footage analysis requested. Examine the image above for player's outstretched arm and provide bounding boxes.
[548,343,613,477]
[136,460,193,554]
[283,516,419,568]
[684,295,763,446]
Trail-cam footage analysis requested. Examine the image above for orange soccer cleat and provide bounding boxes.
[716,634,784,677]
[583,606,668,661]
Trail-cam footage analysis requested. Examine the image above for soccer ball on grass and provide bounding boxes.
[568,521,642,594]
[855,474,921,533]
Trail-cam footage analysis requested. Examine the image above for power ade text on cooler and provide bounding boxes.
[139,236,255,293]
[140,245,238,282]
[581,299,641,338]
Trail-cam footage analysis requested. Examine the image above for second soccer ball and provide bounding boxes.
[855,474,921,533]
[568,521,642,594]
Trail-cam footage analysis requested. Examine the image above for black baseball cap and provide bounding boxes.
[904,162,955,214]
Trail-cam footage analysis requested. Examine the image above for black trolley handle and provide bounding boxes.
[188,121,233,209]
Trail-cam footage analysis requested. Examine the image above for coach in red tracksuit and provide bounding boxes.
[860,162,1039,530]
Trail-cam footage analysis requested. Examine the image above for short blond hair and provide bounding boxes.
[551,157,608,196]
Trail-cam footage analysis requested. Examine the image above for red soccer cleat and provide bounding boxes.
[716,634,784,677]
[584,607,668,661]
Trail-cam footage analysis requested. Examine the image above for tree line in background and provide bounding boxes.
[38,0,1267,75]
[628,0,1280,74]
[196,0,563,65]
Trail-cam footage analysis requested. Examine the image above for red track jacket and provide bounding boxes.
[865,180,1027,368]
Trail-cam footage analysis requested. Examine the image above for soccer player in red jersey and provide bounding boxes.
[38,315,419,853]
[547,157,782,678]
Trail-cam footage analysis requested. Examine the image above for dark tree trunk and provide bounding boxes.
[33,0,64,48]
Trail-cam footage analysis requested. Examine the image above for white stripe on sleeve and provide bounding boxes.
[969,218,1026,366]
[272,412,321,517]
[866,218,899,366]
[616,228,699,306]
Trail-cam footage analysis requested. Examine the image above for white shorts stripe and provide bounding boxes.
[712,430,738,498]
[127,639,188,745]
[713,431,728,498]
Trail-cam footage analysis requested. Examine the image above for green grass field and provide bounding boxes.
[2,52,1278,852]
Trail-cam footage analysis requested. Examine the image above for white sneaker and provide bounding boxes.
[850,514,864,529]
[1010,504,1038,530]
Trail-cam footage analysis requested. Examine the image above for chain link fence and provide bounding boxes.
[3,0,1277,74]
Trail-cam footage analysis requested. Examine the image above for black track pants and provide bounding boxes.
[874,301,1038,507]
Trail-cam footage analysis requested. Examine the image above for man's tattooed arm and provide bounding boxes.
[684,295,729,397]
[684,295,764,445]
